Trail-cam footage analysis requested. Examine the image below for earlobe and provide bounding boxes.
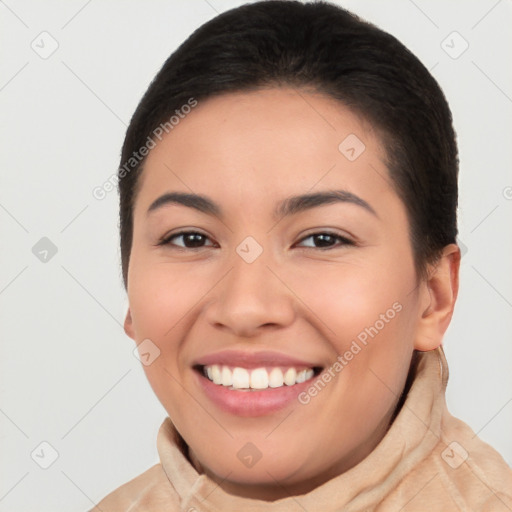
[414,244,461,351]
[124,308,135,340]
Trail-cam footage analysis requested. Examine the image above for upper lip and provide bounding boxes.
[193,349,323,369]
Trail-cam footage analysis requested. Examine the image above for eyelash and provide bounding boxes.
[157,230,355,250]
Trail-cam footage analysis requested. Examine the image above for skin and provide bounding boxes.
[123,87,460,501]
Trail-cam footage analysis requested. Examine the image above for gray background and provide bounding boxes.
[1,0,511,510]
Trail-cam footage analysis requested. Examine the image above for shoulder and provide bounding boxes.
[438,409,512,509]
[88,463,180,512]
[415,408,512,511]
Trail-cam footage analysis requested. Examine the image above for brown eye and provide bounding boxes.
[296,232,354,249]
[159,231,215,249]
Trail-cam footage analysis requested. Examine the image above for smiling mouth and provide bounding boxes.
[193,364,323,391]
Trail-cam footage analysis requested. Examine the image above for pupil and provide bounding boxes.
[186,233,204,247]
[315,234,333,247]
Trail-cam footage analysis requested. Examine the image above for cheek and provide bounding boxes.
[127,258,205,396]
[128,257,209,340]
[288,255,411,342]
[127,261,200,421]
[287,255,416,396]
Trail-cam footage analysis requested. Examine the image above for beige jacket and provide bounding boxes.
[91,348,512,511]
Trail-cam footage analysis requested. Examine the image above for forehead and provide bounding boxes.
[146,87,385,159]
[134,87,393,217]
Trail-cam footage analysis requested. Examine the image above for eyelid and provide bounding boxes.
[294,230,355,247]
[157,229,216,248]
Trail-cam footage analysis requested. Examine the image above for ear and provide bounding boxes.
[124,307,136,341]
[414,243,461,351]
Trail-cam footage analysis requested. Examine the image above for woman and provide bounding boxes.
[92,1,512,510]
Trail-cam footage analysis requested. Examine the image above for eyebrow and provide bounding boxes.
[146,189,378,220]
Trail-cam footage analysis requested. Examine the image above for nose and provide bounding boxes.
[204,249,296,338]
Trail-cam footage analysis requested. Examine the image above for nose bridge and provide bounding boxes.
[226,240,277,308]
[206,237,295,334]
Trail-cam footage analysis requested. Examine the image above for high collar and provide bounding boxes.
[156,348,448,512]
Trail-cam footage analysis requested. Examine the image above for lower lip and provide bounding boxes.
[194,370,319,417]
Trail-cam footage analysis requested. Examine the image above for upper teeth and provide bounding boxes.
[204,365,315,390]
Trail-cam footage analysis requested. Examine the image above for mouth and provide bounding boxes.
[192,362,324,417]
[193,364,323,391]
[191,349,325,416]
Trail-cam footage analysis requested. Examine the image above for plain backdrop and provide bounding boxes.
[0,1,511,510]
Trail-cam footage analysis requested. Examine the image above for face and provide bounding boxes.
[124,87,436,499]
